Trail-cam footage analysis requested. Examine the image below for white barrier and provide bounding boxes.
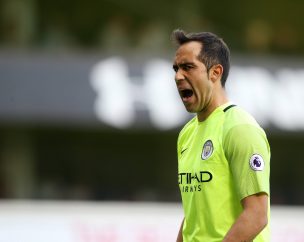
[90,58,304,130]
[0,201,303,242]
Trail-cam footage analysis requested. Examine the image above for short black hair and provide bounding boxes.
[172,29,230,87]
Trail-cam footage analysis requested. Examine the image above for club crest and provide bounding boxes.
[249,154,265,171]
[201,140,213,160]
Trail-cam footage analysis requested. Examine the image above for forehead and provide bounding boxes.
[174,41,202,63]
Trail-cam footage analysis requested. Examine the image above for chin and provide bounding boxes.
[184,106,197,113]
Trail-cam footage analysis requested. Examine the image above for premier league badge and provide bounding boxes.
[249,154,265,171]
[201,140,213,160]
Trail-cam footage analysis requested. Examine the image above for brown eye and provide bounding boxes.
[183,65,192,71]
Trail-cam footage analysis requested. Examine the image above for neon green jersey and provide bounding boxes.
[177,103,270,242]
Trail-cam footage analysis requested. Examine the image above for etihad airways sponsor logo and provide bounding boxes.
[178,171,213,193]
[178,171,213,185]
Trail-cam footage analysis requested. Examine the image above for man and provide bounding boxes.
[172,29,270,242]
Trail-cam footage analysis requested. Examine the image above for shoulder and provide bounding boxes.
[223,106,270,174]
[224,105,259,127]
[223,105,265,136]
[222,105,270,153]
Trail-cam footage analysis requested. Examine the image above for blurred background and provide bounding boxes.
[0,0,304,241]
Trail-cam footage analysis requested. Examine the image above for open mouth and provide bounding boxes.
[180,89,194,99]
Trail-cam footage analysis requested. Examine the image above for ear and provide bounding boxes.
[209,64,223,83]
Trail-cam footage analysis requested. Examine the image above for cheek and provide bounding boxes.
[196,77,211,94]
[198,82,213,104]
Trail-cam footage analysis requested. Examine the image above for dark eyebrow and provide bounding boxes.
[179,62,196,70]
[180,62,194,67]
[173,62,196,72]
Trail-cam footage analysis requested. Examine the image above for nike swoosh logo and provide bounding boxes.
[181,148,188,155]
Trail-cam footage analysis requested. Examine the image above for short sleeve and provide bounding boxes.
[223,124,270,201]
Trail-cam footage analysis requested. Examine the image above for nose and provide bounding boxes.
[175,69,185,83]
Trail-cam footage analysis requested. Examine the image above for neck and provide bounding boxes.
[197,88,229,122]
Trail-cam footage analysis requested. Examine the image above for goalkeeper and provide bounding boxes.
[172,29,270,242]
